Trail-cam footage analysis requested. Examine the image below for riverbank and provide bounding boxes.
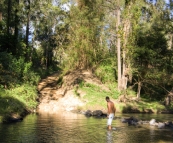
[0,84,38,123]
[1,69,172,123]
[36,69,172,115]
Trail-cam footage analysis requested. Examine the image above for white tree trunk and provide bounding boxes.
[137,81,141,99]
[117,1,122,91]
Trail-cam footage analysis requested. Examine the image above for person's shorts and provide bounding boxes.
[107,113,114,126]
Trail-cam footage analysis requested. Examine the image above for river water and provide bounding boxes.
[0,112,173,143]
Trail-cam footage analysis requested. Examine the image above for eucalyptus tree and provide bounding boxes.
[0,0,19,55]
[104,0,145,93]
[104,0,122,90]
[121,0,146,97]
[102,0,173,99]
[25,0,31,51]
[0,0,33,57]
[32,0,68,68]
[64,0,106,70]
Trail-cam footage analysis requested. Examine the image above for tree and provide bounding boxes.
[65,0,106,70]
[131,0,173,100]
[105,0,144,93]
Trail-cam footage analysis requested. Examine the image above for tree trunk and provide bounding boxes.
[26,12,30,49]
[137,81,142,99]
[7,0,12,52]
[14,0,19,55]
[0,12,2,21]
[25,0,30,60]
[45,44,48,69]
[122,50,128,90]
[121,2,131,90]
[7,0,11,36]
[116,0,122,91]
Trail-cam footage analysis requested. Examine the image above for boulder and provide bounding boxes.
[92,110,103,117]
[158,122,165,129]
[121,118,128,123]
[85,110,92,117]
[149,119,156,126]
[165,121,173,128]
[121,116,139,126]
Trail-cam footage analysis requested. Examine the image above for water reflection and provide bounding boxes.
[0,113,173,143]
[149,125,155,142]
[106,130,113,143]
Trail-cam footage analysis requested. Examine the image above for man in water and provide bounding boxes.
[105,96,116,130]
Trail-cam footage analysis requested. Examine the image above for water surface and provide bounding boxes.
[0,113,173,143]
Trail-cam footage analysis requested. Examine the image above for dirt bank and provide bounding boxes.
[37,70,108,113]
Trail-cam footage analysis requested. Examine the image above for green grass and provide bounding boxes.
[119,98,165,113]
[75,82,168,113]
[0,84,38,116]
[78,82,120,110]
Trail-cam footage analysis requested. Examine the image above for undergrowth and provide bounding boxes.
[78,82,120,110]
[0,84,38,116]
[76,81,166,113]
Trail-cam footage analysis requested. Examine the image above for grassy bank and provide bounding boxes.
[76,82,167,113]
[0,84,38,117]
[76,83,119,110]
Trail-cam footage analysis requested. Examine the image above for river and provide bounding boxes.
[0,112,173,143]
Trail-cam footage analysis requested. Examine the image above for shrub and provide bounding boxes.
[0,84,38,116]
[95,59,116,83]
[0,52,40,87]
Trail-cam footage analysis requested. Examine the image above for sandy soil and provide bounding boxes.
[37,70,108,114]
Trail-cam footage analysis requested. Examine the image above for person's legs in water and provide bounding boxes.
[107,113,114,130]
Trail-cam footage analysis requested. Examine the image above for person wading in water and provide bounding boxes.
[105,96,116,130]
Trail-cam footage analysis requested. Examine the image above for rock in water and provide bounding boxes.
[158,122,165,129]
[92,110,103,116]
[112,127,116,131]
[149,119,156,125]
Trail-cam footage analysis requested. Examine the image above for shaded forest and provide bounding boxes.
[0,0,173,116]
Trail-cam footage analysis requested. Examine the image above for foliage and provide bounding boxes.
[0,52,40,88]
[63,0,107,70]
[95,58,116,83]
[0,0,173,115]
[0,84,38,116]
[79,82,119,109]
[131,8,173,100]
[0,52,40,116]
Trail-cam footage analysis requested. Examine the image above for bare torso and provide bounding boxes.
[107,101,116,114]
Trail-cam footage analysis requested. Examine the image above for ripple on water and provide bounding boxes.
[0,113,173,143]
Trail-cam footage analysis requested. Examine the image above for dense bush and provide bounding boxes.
[0,84,38,116]
[0,52,40,88]
[0,52,40,117]
[95,59,116,83]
